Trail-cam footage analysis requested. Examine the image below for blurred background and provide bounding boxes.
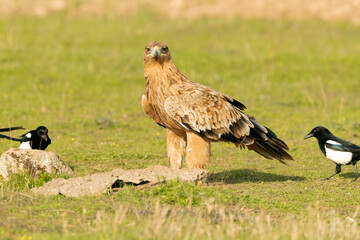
[0,0,359,23]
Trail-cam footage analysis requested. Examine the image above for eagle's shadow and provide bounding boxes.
[207,169,305,184]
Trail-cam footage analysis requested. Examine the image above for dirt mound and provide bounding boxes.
[32,165,207,197]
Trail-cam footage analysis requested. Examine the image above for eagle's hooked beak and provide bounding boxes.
[153,48,160,61]
[304,132,313,140]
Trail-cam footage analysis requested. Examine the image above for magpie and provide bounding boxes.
[0,126,24,132]
[304,126,360,182]
[0,126,51,150]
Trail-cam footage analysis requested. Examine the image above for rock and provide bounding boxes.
[0,148,73,179]
[32,165,208,197]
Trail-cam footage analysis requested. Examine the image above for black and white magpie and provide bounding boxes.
[0,126,51,150]
[304,126,360,182]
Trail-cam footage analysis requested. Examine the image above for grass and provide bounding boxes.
[0,12,360,239]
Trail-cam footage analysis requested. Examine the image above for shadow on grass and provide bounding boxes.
[207,169,305,184]
[340,172,358,180]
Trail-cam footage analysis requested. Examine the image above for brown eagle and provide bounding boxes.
[142,41,293,169]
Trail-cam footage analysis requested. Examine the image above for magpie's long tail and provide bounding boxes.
[0,134,22,142]
[0,126,24,132]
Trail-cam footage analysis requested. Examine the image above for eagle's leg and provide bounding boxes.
[166,129,187,169]
[185,132,211,169]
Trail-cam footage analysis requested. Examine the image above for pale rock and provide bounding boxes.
[0,148,73,179]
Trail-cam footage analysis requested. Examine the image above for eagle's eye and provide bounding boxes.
[145,47,151,53]
[161,46,168,54]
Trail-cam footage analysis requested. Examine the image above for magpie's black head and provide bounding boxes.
[36,126,49,141]
[304,126,332,140]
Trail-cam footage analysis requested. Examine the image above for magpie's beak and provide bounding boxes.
[304,132,313,140]
[42,135,48,141]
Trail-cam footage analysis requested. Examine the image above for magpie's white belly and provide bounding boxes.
[19,141,31,149]
[325,147,352,165]
[19,132,32,149]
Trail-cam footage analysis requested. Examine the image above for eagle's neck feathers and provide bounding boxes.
[144,60,187,97]
[143,59,189,130]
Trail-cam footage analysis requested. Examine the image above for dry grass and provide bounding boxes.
[1,0,360,24]
[33,202,360,239]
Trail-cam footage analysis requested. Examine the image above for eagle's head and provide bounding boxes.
[143,41,171,64]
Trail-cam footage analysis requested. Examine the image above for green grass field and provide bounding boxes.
[0,13,360,239]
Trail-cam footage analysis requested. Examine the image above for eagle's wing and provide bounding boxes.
[164,89,255,140]
[164,88,293,163]
[142,94,165,128]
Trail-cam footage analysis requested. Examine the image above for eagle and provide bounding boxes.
[142,41,293,169]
